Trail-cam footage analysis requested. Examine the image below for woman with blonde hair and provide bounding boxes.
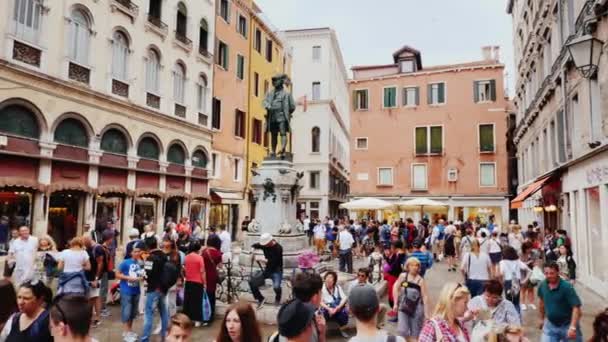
[419,282,471,342]
[393,257,429,341]
[460,238,491,297]
[57,236,91,295]
[34,235,57,287]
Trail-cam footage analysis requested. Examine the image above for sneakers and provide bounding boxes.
[122,331,138,342]
[100,308,111,318]
[339,330,350,338]
[529,304,537,310]
[194,321,202,328]
[153,325,162,335]
[91,320,101,328]
[521,304,527,311]
[256,298,266,309]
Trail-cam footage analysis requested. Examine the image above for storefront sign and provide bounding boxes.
[586,165,608,185]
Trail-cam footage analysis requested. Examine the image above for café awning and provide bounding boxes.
[510,177,552,209]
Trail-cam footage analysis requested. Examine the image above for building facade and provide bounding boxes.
[349,46,510,224]
[283,28,350,220]
[0,0,215,247]
[246,6,291,219]
[508,0,608,298]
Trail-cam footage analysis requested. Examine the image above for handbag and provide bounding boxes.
[201,290,212,321]
[3,259,15,278]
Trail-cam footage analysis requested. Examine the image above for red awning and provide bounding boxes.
[511,177,552,209]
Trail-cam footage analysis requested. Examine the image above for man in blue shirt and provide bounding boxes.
[117,241,145,342]
[408,240,433,277]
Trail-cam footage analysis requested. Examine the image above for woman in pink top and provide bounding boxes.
[182,240,206,326]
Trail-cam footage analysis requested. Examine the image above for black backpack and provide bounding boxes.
[160,260,180,291]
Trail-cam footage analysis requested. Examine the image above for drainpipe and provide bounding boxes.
[244,13,253,218]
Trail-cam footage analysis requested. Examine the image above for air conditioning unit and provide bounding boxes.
[0,135,7,148]
[448,168,458,182]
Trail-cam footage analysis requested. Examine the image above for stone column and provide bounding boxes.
[33,142,56,236]
[87,150,102,228]
[158,161,168,231]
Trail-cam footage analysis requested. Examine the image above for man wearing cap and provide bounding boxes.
[274,300,316,342]
[349,284,405,342]
[249,233,283,308]
[407,241,433,277]
[125,228,142,260]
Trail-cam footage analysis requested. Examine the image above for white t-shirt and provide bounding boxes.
[508,233,523,253]
[338,230,354,250]
[9,236,38,268]
[349,333,406,342]
[488,238,502,254]
[321,284,346,305]
[499,259,529,281]
[313,225,326,239]
[461,252,491,280]
[478,237,491,254]
[219,230,231,254]
[303,218,311,231]
[59,249,89,273]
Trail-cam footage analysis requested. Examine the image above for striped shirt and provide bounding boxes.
[408,251,433,276]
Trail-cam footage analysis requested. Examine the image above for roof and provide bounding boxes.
[392,45,422,67]
[283,27,332,33]
[351,59,501,72]
[506,0,514,14]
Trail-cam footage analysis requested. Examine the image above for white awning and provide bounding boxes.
[339,197,393,210]
[211,190,243,200]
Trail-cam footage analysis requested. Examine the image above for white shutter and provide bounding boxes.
[197,84,203,111]
[78,22,89,64]
[412,164,427,190]
[14,0,42,43]
[480,163,495,186]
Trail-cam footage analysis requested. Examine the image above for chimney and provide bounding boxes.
[482,46,493,61]
[493,46,501,62]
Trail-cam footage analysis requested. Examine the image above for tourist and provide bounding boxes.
[57,237,91,295]
[488,232,503,278]
[520,241,541,311]
[434,219,447,261]
[218,224,232,263]
[35,235,58,287]
[249,233,283,308]
[183,240,206,327]
[477,231,490,255]
[497,246,529,313]
[465,280,520,326]
[337,222,355,273]
[98,230,114,319]
[320,271,349,338]
[538,261,583,341]
[163,222,179,242]
[347,268,387,328]
[124,228,141,260]
[380,220,391,249]
[166,313,194,342]
[141,237,169,342]
[141,224,158,244]
[361,227,375,256]
[556,244,577,283]
[82,234,105,327]
[117,241,144,342]
[7,226,38,286]
[274,300,317,342]
[460,239,491,297]
[0,279,18,333]
[192,220,204,241]
[0,281,53,342]
[313,219,326,255]
[176,217,191,236]
[162,238,184,317]
[349,283,405,342]
[508,225,524,255]
[214,302,262,342]
[384,240,406,311]
[0,216,9,253]
[405,218,417,247]
[444,223,457,272]
[202,235,223,324]
[590,309,608,342]
[408,240,433,277]
[393,257,429,341]
[418,282,471,342]
[176,231,192,254]
[49,294,97,342]
[459,228,474,257]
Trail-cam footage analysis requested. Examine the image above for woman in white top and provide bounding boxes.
[320,271,349,338]
[35,235,57,287]
[488,232,503,278]
[508,225,524,255]
[57,237,91,295]
[497,246,530,314]
[460,239,491,298]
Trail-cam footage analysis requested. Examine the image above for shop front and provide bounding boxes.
[0,155,41,235]
[135,172,161,232]
[190,178,208,229]
[165,175,187,224]
[562,151,608,298]
[210,190,242,240]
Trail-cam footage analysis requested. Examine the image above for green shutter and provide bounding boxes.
[427,84,432,104]
[167,144,185,164]
[430,126,443,153]
[137,137,160,160]
[490,79,497,101]
[473,81,480,103]
[54,118,88,147]
[383,88,389,107]
[415,87,420,105]
[100,129,127,154]
[480,124,494,152]
[415,127,428,154]
[0,105,40,139]
[438,83,445,103]
[192,150,208,168]
[402,88,408,106]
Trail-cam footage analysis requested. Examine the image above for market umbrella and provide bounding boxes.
[395,197,448,219]
[339,197,393,210]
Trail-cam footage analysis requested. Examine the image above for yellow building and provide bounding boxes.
[245,4,292,217]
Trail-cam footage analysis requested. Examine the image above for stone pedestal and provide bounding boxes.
[239,158,309,269]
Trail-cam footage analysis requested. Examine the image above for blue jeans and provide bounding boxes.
[541,320,582,342]
[250,271,282,303]
[120,293,140,323]
[339,248,353,273]
[141,291,168,342]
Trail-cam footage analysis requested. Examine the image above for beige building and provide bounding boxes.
[508,0,608,297]
[0,0,215,246]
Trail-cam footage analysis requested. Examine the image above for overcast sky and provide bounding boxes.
[255,0,514,96]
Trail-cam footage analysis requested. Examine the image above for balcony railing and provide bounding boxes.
[147,15,168,31]
[198,47,211,58]
[175,32,192,47]
[114,0,138,12]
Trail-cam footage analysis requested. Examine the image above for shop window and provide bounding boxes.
[586,186,606,281]
[137,136,160,160]
[0,104,40,138]
[100,129,128,154]
[192,150,208,168]
[0,191,32,229]
[167,144,186,165]
[54,118,88,147]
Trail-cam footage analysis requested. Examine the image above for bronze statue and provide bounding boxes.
[264,74,295,158]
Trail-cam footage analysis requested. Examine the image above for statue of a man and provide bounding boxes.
[264,74,296,157]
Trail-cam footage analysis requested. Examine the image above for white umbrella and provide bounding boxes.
[339,197,393,210]
[395,197,448,218]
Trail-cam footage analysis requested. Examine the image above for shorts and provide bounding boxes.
[120,293,140,323]
[314,238,326,251]
[88,287,100,299]
[489,252,502,264]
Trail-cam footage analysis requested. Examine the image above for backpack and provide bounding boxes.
[506,264,520,298]
[160,260,180,291]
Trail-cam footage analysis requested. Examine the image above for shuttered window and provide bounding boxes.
[173,63,186,104]
[311,127,320,152]
[403,87,419,107]
[412,164,427,190]
[415,127,428,155]
[146,49,161,93]
[383,87,397,108]
[0,104,40,138]
[197,74,208,113]
[480,163,496,187]
[428,82,446,104]
[474,80,496,102]
[237,54,245,80]
[167,144,186,165]
[112,31,129,81]
[137,137,160,160]
[479,124,495,152]
[13,0,43,44]
[416,126,443,155]
[353,89,368,110]
[68,10,90,65]
[378,168,393,186]
[54,118,88,147]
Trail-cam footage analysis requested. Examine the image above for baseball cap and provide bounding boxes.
[128,228,140,237]
[348,284,379,316]
[277,300,315,338]
[259,233,273,246]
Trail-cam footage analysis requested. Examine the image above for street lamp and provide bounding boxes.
[566,34,604,79]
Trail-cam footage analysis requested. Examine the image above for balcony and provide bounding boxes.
[110,0,139,22]
[197,47,213,65]
[174,32,193,53]
[145,15,168,39]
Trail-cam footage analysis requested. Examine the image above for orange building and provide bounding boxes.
[349,46,510,225]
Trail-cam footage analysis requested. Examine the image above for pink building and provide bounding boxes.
[349,46,510,225]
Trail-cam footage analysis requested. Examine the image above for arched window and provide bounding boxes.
[145,49,160,93]
[112,31,129,81]
[0,104,40,139]
[167,144,185,165]
[100,129,128,154]
[311,126,320,153]
[199,19,209,54]
[176,3,188,38]
[12,0,43,44]
[54,118,88,147]
[137,137,160,160]
[173,63,186,104]
[192,150,208,168]
[68,9,91,65]
[197,74,208,112]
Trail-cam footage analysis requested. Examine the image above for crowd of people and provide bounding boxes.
[0,214,607,342]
